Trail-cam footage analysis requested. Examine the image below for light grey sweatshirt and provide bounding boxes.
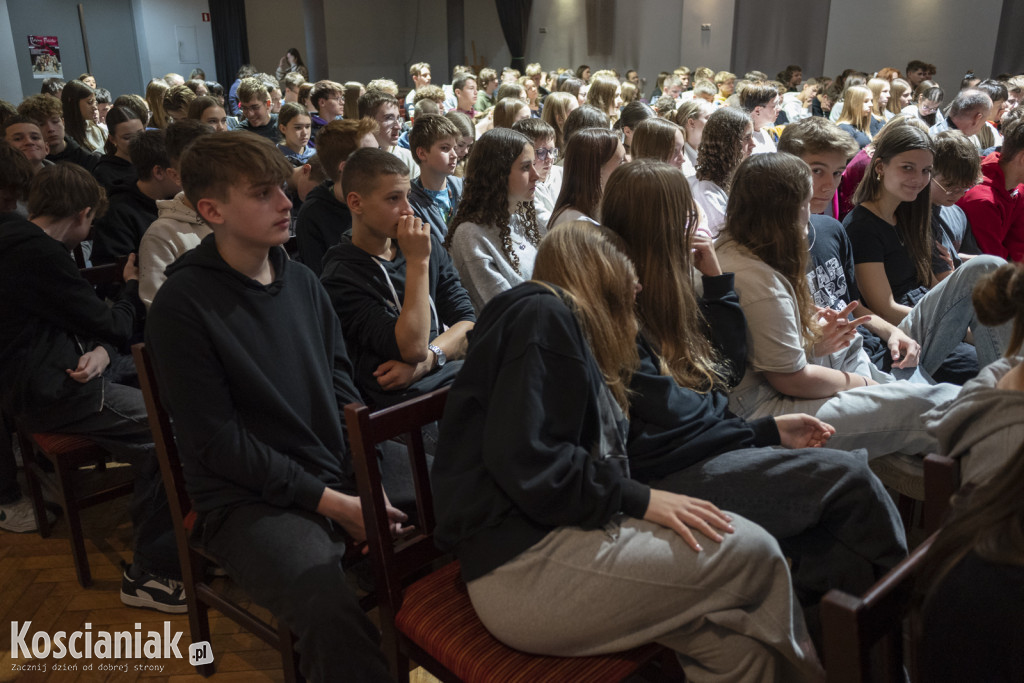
[448,213,538,313]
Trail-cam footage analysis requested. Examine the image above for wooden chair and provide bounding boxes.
[821,532,937,683]
[345,387,675,683]
[923,454,961,534]
[132,343,303,682]
[18,430,134,587]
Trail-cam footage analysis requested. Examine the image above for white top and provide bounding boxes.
[388,145,420,180]
[750,129,777,155]
[688,176,728,239]
[139,193,212,307]
[534,165,564,230]
[550,207,598,229]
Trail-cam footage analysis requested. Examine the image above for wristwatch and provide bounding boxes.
[428,344,446,369]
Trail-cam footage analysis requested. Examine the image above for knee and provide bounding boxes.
[961,254,1006,278]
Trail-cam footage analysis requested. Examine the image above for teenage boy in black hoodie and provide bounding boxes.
[320,147,475,408]
[146,133,400,682]
[0,164,182,610]
[17,94,100,172]
[294,117,378,275]
[91,129,180,265]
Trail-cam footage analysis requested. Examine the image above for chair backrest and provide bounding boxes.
[344,387,449,623]
[821,532,937,683]
[131,343,193,535]
[923,453,961,534]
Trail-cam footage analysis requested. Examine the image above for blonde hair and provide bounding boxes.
[837,85,874,137]
[532,221,639,412]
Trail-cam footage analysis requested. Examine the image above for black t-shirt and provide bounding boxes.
[807,213,887,366]
[238,113,280,144]
[843,205,922,302]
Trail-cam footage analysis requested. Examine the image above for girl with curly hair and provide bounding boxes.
[689,106,754,238]
[447,128,542,312]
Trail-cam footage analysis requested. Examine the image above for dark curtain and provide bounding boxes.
[731,0,830,79]
[209,0,250,89]
[494,0,532,72]
[992,0,1024,76]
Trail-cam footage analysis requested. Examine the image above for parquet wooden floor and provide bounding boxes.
[0,480,438,683]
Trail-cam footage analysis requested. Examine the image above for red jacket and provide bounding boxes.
[957,152,1024,262]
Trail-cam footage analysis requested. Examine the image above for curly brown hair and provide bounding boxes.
[695,107,750,190]
[447,128,541,274]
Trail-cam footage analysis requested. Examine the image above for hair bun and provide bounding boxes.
[973,262,1024,327]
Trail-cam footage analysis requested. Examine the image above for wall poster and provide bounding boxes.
[28,35,62,79]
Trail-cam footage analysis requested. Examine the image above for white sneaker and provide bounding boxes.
[0,497,49,533]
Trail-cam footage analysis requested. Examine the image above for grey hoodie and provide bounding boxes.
[922,356,1024,486]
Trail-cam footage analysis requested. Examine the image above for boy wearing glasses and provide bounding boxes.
[358,89,419,179]
[236,77,280,143]
[408,114,463,241]
[512,118,560,229]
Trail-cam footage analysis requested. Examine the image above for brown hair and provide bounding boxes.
[27,162,108,220]
[237,77,269,104]
[550,128,620,225]
[631,118,681,163]
[738,82,778,112]
[584,75,619,117]
[409,114,460,163]
[722,153,821,352]
[602,160,723,390]
[973,261,1024,357]
[493,98,529,129]
[777,116,859,159]
[179,131,292,207]
[187,95,222,121]
[932,130,982,189]
[309,80,343,110]
[532,221,639,412]
[164,84,196,115]
[145,78,171,129]
[853,123,935,288]
[541,92,577,149]
[316,117,379,183]
[695,107,751,190]
[341,146,410,199]
[0,139,34,202]
[17,93,63,124]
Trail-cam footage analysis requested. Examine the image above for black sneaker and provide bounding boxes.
[120,563,187,613]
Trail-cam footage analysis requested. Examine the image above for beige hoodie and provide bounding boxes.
[138,192,212,306]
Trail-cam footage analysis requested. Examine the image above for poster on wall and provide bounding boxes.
[28,35,62,79]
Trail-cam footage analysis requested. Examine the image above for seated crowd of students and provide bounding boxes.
[1,51,1023,681]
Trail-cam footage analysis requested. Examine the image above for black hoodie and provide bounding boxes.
[93,154,137,194]
[146,234,361,516]
[432,282,651,583]
[47,135,101,172]
[294,182,351,275]
[91,182,159,264]
[320,232,476,407]
[0,214,143,427]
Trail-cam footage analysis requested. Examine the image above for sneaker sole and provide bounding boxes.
[120,592,188,614]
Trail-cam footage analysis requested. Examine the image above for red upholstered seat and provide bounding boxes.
[31,433,103,454]
[395,560,663,683]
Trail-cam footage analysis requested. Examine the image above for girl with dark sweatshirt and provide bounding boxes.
[432,222,823,683]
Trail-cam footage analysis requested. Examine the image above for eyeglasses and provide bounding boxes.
[239,103,266,114]
[534,147,558,162]
[919,101,940,115]
[931,177,971,196]
[378,114,400,125]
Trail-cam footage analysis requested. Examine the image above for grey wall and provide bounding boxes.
[0,0,22,102]
[6,0,145,99]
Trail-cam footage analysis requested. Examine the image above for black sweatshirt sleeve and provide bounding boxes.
[699,273,748,387]
[480,299,649,526]
[626,336,779,483]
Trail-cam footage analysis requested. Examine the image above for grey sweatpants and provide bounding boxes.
[467,515,824,683]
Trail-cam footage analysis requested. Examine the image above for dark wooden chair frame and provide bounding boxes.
[345,387,677,683]
[132,343,303,682]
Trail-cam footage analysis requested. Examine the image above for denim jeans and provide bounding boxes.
[23,380,179,578]
[195,503,392,682]
[651,446,908,605]
[898,254,1012,375]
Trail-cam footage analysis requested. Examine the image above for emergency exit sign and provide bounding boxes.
[201,12,210,21]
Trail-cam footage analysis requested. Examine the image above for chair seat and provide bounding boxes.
[396,561,663,683]
[31,433,106,456]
